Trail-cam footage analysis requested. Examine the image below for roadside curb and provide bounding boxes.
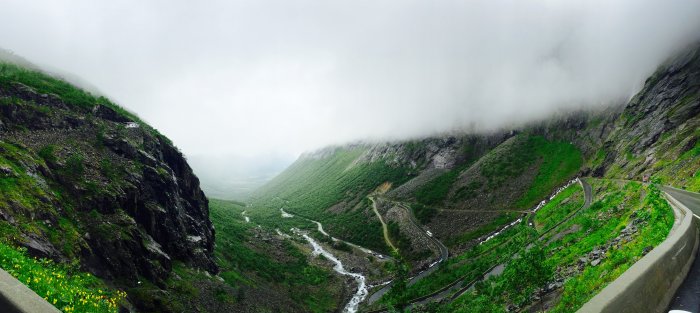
[0,269,61,313]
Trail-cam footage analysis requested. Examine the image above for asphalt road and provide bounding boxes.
[397,202,449,264]
[664,186,700,313]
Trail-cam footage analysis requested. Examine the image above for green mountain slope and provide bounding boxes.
[251,132,584,256]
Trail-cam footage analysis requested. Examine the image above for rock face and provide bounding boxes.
[0,69,217,290]
[535,44,700,183]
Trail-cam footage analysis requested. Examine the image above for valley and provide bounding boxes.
[0,10,698,313]
[236,44,700,312]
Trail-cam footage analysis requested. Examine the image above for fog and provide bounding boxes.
[1,0,699,197]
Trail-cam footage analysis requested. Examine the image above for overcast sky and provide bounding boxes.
[1,0,700,161]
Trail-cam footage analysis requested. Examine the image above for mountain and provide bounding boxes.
[248,44,700,311]
[0,41,697,313]
[252,43,699,251]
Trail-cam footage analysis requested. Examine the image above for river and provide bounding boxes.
[300,233,368,313]
[281,208,370,312]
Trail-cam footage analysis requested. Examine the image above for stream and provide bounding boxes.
[281,208,370,312]
[300,233,368,313]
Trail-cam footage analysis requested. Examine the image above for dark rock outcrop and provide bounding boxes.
[0,74,217,293]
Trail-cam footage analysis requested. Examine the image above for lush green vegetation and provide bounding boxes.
[414,135,581,212]
[431,180,672,312]
[653,127,700,192]
[533,184,584,232]
[0,243,125,313]
[513,136,582,209]
[209,199,340,312]
[548,180,673,312]
[445,244,554,313]
[0,62,105,109]
[411,203,437,224]
[0,61,167,140]
[479,136,539,189]
[377,180,673,313]
[415,166,467,206]
[250,148,414,253]
[379,224,537,309]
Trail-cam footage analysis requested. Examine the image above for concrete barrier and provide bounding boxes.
[0,268,60,313]
[577,192,699,313]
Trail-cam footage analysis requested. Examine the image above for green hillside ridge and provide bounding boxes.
[250,147,415,254]
[251,133,583,257]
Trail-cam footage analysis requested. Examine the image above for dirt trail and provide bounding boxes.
[369,196,397,252]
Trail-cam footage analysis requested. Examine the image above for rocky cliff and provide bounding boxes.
[0,62,217,292]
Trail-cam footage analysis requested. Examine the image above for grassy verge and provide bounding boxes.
[0,244,125,313]
[548,180,673,312]
[436,180,673,313]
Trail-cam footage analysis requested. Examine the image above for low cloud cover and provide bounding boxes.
[1,0,699,160]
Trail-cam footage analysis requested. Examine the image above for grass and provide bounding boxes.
[412,203,437,224]
[0,243,125,313]
[513,136,582,209]
[0,61,169,141]
[250,147,414,253]
[379,179,673,312]
[548,180,673,312]
[209,199,340,312]
[415,164,469,206]
[479,136,539,189]
[533,184,584,232]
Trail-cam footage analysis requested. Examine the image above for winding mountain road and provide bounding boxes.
[664,186,700,313]
[366,178,593,312]
[448,178,593,302]
[366,197,449,304]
